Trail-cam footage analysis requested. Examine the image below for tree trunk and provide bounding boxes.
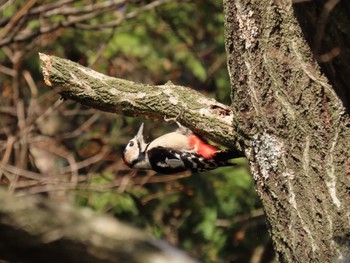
[223,0,350,262]
[293,0,350,112]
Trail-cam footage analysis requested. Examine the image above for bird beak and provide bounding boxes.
[136,123,145,144]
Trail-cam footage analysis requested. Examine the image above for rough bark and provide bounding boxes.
[293,0,350,112]
[223,0,350,262]
[39,53,241,150]
[0,188,198,263]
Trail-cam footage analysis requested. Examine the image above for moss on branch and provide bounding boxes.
[39,53,239,148]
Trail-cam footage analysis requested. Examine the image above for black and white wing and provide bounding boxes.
[147,147,236,174]
[147,147,188,174]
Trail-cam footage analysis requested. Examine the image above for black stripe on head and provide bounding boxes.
[129,151,146,168]
[123,138,146,168]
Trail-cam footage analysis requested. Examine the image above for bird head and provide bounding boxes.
[122,123,149,169]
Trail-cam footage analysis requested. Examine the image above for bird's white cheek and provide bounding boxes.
[124,150,136,164]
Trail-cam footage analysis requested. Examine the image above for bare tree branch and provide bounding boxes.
[39,53,242,149]
[0,188,199,263]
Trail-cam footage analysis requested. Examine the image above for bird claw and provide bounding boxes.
[164,114,183,128]
[164,114,191,134]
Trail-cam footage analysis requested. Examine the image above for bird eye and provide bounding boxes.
[129,141,134,147]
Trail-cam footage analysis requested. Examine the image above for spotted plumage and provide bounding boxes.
[123,123,241,174]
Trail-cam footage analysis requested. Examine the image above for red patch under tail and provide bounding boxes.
[188,135,219,159]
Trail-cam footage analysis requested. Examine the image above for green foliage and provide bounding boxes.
[78,174,138,215]
[74,164,268,262]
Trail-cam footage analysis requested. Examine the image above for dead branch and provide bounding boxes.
[39,53,241,149]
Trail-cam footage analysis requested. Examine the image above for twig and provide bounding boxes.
[0,0,37,39]
[0,136,15,181]
[0,0,174,47]
[58,146,109,174]
[29,0,75,14]
[76,0,173,30]
[0,163,43,181]
[59,112,101,139]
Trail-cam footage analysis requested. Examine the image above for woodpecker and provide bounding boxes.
[122,123,241,174]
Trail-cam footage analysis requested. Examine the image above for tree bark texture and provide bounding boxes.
[223,0,350,262]
[293,0,350,113]
[39,53,240,150]
[0,189,198,263]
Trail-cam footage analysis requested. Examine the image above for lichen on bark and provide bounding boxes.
[39,53,241,149]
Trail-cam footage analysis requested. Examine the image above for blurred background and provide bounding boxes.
[0,1,273,262]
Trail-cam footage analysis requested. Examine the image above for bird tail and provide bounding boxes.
[212,149,243,167]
